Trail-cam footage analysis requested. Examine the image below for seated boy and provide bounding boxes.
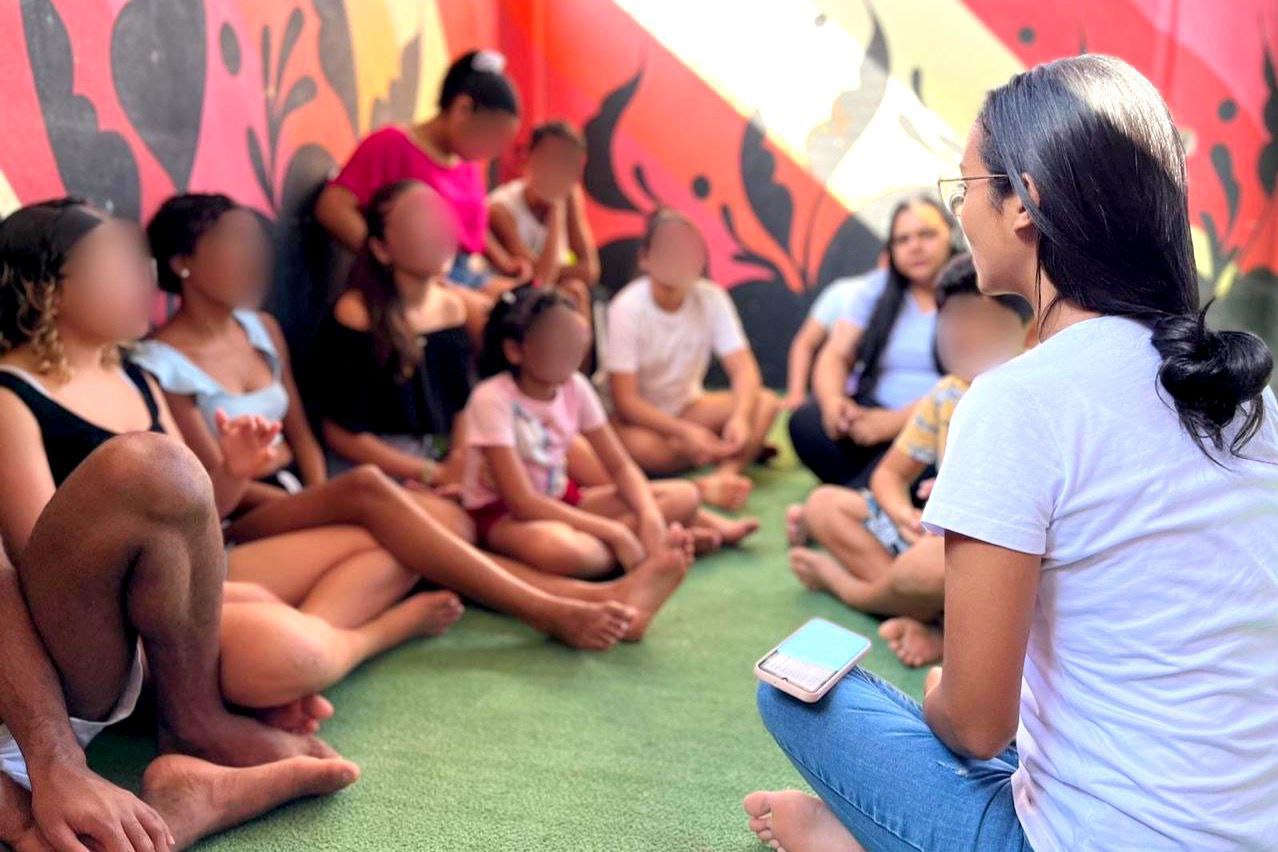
[784,253,1033,667]
[607,210,780,511]
[487,120,598,317]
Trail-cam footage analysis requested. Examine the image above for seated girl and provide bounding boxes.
[313,178,630,529]
[789,196,955,488]
[312,179,476,501]
[136,194,321,507]
[464,286,753,588]
[315,49,525,336]
[0,197,462,738]
[786,254,1032,667]
[487,120,597,316]
[607,209,780,511]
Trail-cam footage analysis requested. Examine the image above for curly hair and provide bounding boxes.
[0,198,108,377]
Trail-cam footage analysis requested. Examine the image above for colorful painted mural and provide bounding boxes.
[1,0,1274,384]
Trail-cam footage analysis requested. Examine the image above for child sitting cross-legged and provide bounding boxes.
[785,253,1033,666]
[607,209,780,511]
[461,286,754,637]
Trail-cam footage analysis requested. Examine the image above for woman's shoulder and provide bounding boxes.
[954,354,1062,435]
[129,337,215,397]
[358,125,414,152]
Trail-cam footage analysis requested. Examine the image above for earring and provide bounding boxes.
[178,268,190,279]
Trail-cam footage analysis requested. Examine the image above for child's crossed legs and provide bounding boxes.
[787,485,945,666]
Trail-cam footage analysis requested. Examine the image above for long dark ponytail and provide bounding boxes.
[853,196,955,402]
[978,54,1271,459]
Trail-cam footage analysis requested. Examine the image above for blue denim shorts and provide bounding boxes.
[859,489,909,556]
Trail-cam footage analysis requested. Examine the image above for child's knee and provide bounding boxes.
[806,484,856,521]
[555,529,613,576]
[221,606,338,707]
[659,480,701,522]
[557,276,592,309]
[891,548,944,597]
[337,464,399,512]
[755,389,782,424]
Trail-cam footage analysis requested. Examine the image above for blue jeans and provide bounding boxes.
[448,252,491,290]
[758,668,1032,851]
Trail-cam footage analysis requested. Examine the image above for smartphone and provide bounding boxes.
[755,618,872,703]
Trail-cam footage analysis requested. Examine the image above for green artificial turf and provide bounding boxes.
[88,431,927,850]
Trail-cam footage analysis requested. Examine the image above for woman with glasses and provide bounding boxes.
[746,54,1278,852]
[788,197,957,488]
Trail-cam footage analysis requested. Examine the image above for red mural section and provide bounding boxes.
[0,0,1275,383]
[962,0,1278,291]
[0,0,423,344]
[493,0,878,295]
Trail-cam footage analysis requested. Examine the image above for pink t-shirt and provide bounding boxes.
[462,372,607,509]
[331,126,488,253]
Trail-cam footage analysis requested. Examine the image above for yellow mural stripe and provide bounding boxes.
[345,1,452,130]
[346,1,399,131]
[612,0,1026,223]
[414,1,452,122]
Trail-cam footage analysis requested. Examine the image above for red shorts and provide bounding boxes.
[468,480,583,542]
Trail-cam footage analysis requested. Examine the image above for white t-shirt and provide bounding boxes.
[488,179,565,260]
[606,276,748,415]
[842,273,940,409]
[922,316,1278,851]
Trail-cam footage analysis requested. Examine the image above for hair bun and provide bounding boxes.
[1152,311,1272,450]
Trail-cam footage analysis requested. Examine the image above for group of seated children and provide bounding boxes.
[0,47,788,848]
[787,253,1033,667]
[315,50,594,341]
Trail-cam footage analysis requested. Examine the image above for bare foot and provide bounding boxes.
[788,547,847,594]
[256,694,334,736]
[718,516,759,547]
[695,508,759,549]
[785,503,808,546]
[696,473,753,511]
[539,599,635,651]
[143,753,359,849]
[613,525,693,641]
[159,712,339,767]
[690,526,724,555]
[743,790,863,852]
[400,590,466,638]
[878,617,944,668]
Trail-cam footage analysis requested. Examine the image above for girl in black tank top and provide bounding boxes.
[0,361,164,486]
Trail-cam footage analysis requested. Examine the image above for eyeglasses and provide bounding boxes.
[936,175,1008,217]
